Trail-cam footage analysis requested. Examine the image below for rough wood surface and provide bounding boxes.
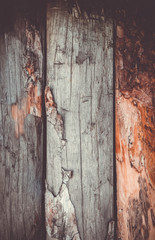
[115,17,155,240]
[0,16,44,240]
[46,3,114,239]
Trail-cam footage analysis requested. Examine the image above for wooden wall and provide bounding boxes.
[1,1,154,240]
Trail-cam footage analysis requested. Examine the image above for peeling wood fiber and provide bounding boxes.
[45,168,80,240]
[11,24,43,138]
[45,87,80,239]
[46,2,114,239]
[0,15,45,239]
[116,16,155,240]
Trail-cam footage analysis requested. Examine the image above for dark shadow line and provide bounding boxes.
[41,1,47,239]
[113,17,117,240]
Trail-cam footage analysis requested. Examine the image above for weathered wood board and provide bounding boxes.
[116,18,155,240]
[46,2,114,239]
[0,15,45,239]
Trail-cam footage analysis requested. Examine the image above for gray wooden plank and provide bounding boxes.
[46,3,114,240]
[0,15,45,240]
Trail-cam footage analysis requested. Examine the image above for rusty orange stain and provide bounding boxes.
[26,57,42,117]
[138,104,155,185]
[11,82,42,138]
[129,126,139,157]
[44,86,56,109]
[11,56,42,138]
[11,23,43,138]
[116,25,124,38]
[11,99,27,138]
[115,101,121,160]
[121,140,126,164]
[26,60,35,76]
[27,82,42,116]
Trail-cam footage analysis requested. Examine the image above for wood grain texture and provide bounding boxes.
[46,2,114,239]
[115,17,155,240]
[0,15,45,240]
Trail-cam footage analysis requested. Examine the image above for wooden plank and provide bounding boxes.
[115,18,155,240]
[0,15,45,239]
[46,2,114,240]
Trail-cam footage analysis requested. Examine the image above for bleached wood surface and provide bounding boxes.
[46,2,114,239]
[0,16,44,239]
